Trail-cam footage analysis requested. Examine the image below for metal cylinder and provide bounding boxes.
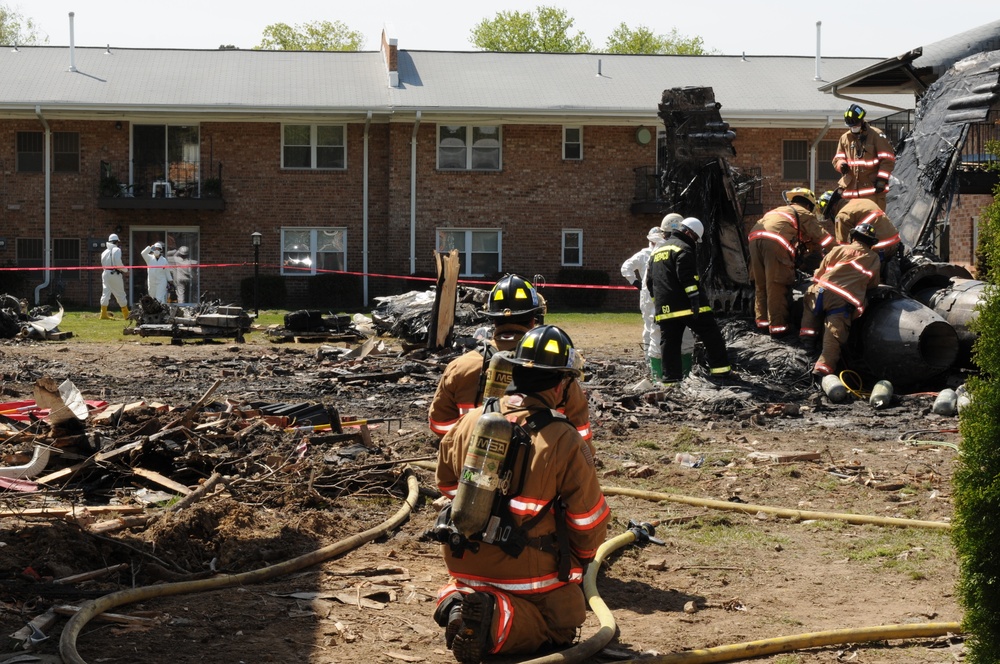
[869,380,893,409]
[821,374,847,403]
[482,351,514,400]
[912,278,984,363]
[451,412,512,538]
[932,388,958,416]
[855,295,959,388]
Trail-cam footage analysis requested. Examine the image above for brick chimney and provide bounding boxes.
[382,25,399,88]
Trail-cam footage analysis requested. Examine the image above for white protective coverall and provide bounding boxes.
[100,242,128,307]
[140,245,174,303]
[621,227,666,362]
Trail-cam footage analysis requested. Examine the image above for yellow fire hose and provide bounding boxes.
[601,486,951,530]
[615,622,962,664]
[59,470,421,664]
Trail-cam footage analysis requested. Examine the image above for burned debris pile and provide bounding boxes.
[124,296,253,344]
[371,286,490,344]
[265,309,367,343]
[0,295,72,341]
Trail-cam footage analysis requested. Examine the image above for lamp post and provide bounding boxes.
[251,232,262,315]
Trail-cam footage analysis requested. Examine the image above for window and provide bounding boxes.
[562,230,583,266]
[783,139,840,182]
[16,238,82,279]
[281,228,347,276]
[53,238,82,280]
[437,125,501,170]
[133,124,201,195]
[53,132,80,172]
[563,127,582,160]
[16,238,43,267]
[16,132,42,172]
[282,125,346,169]
[436,229,501,276]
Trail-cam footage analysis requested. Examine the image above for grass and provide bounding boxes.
[838,527,953,578]
[681,515,792,551]
[49,307,291,344]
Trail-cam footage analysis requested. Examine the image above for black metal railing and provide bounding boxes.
[960,109,1000,167]
[98,160,224,199]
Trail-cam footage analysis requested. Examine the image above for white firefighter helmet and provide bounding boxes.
[680,217,705,241]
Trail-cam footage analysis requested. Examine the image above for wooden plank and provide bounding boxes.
[132,467,192,496]
[0,505,145,519]
[746,450,822,463]
[34,440,144,485]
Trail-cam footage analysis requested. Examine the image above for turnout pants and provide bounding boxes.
[800,289,853,375]
[749,238,795,336]
[658,313,730,383]
[437,582,585,655]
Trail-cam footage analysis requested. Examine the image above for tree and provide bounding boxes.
[605,23,713,55]
[0,3,46,45]
[255,20,364,51]
[470,5,592,53]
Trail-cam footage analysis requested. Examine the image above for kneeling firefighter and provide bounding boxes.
[429,325,611,664]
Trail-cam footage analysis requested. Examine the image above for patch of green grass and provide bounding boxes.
[53,307,290,345]
[681,515,791,551]
[673,426,703,450]
[840,527,953,578]
[773,655,803,664]
[636,440,660,450]
[546,312,641,326]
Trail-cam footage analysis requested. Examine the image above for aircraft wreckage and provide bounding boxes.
[656,55,999,388]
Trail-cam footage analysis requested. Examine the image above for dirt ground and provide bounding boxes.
[0,315,965,664]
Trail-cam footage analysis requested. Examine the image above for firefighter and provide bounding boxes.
[620,226,667,380]
[140,242,174,303]
[799,222,881,378]
[428,274,592,443]
[433,325,610,664]
[748,188,834,339]
[832,104,896,210]
[818,188,902,285]
[647,217,735,384]
[99,234,129,320]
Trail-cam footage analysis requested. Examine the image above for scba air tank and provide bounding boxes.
[483,351,514,400]
[451,412,513,538]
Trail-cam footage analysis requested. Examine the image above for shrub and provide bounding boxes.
[953,139,1000,663]
[239,275,286,310]
[551,268,610,309]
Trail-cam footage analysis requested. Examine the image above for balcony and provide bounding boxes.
[97,160,226,211]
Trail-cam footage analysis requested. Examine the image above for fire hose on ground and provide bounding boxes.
[58,470,421,664]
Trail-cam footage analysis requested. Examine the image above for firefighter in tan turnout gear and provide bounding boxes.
[748,188,834,339]
[832,104,896,210]
[428,274,592,444]
[799,222,881,378]
[818,188,902,284]
[431,325,610,664]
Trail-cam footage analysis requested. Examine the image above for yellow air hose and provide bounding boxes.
[59,470,421,664]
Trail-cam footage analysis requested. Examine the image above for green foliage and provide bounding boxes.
[0,3,46,45]
[470,5,592,53]
[240,275,287,310]
[954,138,1000,663]
[256,20,365,51]
[551,268,609,308]
[604,24,714,55]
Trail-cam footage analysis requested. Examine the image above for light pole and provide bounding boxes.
[251,232,262,315]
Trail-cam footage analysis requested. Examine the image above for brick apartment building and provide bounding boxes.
[0,26,994,311]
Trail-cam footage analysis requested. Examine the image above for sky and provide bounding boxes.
[17,0,1000,58]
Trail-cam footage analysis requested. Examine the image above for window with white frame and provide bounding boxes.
[562,229,583,266]
[282,125,346,170]
[437,125,501,170]
[281,228,347,276]
[783,139,839,181]
[563,127,582,160]
[436,228,501,276]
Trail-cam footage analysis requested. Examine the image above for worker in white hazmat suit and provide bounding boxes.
[140,242,174,303]
[621,226,667,380]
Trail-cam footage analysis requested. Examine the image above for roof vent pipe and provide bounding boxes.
[814,20,822,81]
[68,12,78,72]
[597,58,602,77]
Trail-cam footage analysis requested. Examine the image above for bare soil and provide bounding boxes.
[0,317,964,664]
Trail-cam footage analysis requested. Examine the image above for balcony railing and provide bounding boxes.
[98,160,225,210]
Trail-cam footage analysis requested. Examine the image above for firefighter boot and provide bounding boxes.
[649,356,663,382]
[451,592,495,664]
[120,306,130,319]
[99,306,113,320]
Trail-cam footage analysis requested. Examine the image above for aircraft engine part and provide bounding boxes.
[912,278,984,359]
[853,294,959,388]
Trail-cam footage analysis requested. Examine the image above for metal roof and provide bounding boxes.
[0,45,914,123]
